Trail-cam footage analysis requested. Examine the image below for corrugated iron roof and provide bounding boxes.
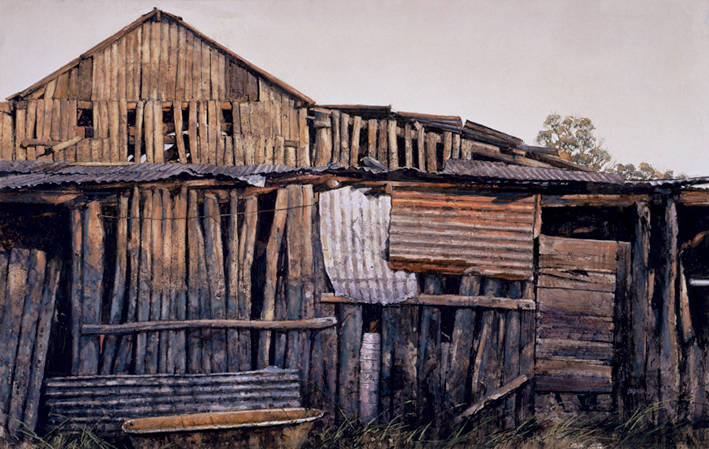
[0,161,310,190]
[319,186,418,304]
[442,159,625,185]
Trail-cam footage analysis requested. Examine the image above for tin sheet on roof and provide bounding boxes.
[0,161,309,190]
[443,159,625,184]
[388,189,536,279]
[319,186,418,304]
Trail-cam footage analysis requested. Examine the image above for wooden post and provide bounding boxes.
[7,250,46,436]
[69,208,83,375]
[79,201,104,375]
[331,110,341,165]
[630,202,651,408]
[135,189,152,375]
[388,119,398,169]
[517,281,535,422]
[338,304,362,420]
[226,190,240,372]
[502,281,522,428]
[115,187,140,373]
[147,191,162,374]
[350,116,362,166]
[237,196,258,371]
[444,275,479,418]
[101,193,128,374]
[415,122,425,170]
[162,190,175,373]
[659,199,680,420]
[0,248,31,431]
[391,305,419,421]
[204,193,227,372]
[286,186,304,372]
[367,119,377,159]
[418,275,442,429]
[425,131,438,172]
[173,187,188,374]
[377,119,388,165]
[187,190,203,373]
[339,113,350,165]
[134,101,144,163]
[442,131,452,165]
[403,122,413,168]
[174,103,186,162]
[257,189,288,368]
[22,258,61,432]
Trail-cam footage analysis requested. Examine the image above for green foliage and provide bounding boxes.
[537,114,681,180]
[536,114,611,171]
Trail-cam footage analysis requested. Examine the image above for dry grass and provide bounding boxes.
[9,405,709,449]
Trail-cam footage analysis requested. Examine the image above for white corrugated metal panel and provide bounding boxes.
[319,186,418,304]
[388,190,536,279]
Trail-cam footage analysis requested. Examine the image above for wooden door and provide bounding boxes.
[535,235,629,393]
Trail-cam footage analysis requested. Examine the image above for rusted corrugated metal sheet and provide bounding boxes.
[319,186,418,304]
[388,189,536,279]
[443,159,625,184]
[43,368,301,434]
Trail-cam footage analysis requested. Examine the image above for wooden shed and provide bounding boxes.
[0,7,707,445]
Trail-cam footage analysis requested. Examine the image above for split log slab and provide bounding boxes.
[78,201,104,375]
[337,304,362,420]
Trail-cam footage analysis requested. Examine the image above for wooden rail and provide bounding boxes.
[81,317,337,335]
[321,293,535,310]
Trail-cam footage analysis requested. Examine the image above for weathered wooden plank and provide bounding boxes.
[225,191,240,371]
[14,107,25,160]
[207,100,218,164]
[22,258,61,432]
[415,122,425,170]
[118,99,128,161]
[539,235,618,273]
[188,101,198,163]
[0,248,31,430]
[146,190,163,374]
[285,185,304,372]
[418,275,442,427]
[538,270,616,292]
[313,110,332,166]
[150,21,161,99]
[78,57,93,100]
[470,278,501,402]
[171,103,186,162]
[391,305,419,421]
[158,21,169,99]
[339,112,350,165]
[133,101,143,162]
[100,193,128,374]
[403,122,413,167]
[109,100,120,161]
[367,118,377,159]
[143,100,154,162]
[167,21,178,99]
[78,201,104,375]
[630,202,651,407]
[338,304,362,420]
[173,187,188,374]
[536,338,613,362]
[452,133,461,159]
[456,375,529,422]
[330,110,341,164]
[377,118,388,165]
[203,193,227,372]
[380,307,395,422]
[186,31,195,101]
[133,190,152,374]
[200,40,210,99]
[388,119,398,169]
[299,185,315,397]
[518,282,535,422]
[69,208,83,375]
[186,190,202,373]
[444,275,479,415]
[425,131,438,172]
[442,131,453,165]
[7,250,46,436]
[257,189,288,368]
[160,190,173,373]
[152,100,164,162]
[198,101,209,164]
[537,287,614,318]
[350,115,361,166]
[660,199,679,420]
[83,317,337,334]
[237,196,258,371]
[114,187,140,373]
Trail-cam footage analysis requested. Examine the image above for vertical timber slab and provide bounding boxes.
[115,187,140,373]
[376,118,387,165]
[502,281,522,428]
[148,190,163,374]
[418,275,442,427]
[78,201,104,375]
[444,275,479,417]
[387,119,398,169]
[161,189,174,373]
[630,201,651,408]
[173,187,188,374]
[22,258,61,432]
[226,191,240,372]
[337,304,362,421]
[101,193,128,374]
[659,199,680,420]
[257,189,288,368]
[237,196,258,371]
[203,193,227,372]
[186,190,204,373]
[391,305,419,421]
[135,189,152,374]
[7,250,46,436]
[285,185,304,372]
[0,248,31,432]
[69,208,83,375]
[350,115,361,166]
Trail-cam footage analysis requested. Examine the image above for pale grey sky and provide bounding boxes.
[1,0,708,175]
